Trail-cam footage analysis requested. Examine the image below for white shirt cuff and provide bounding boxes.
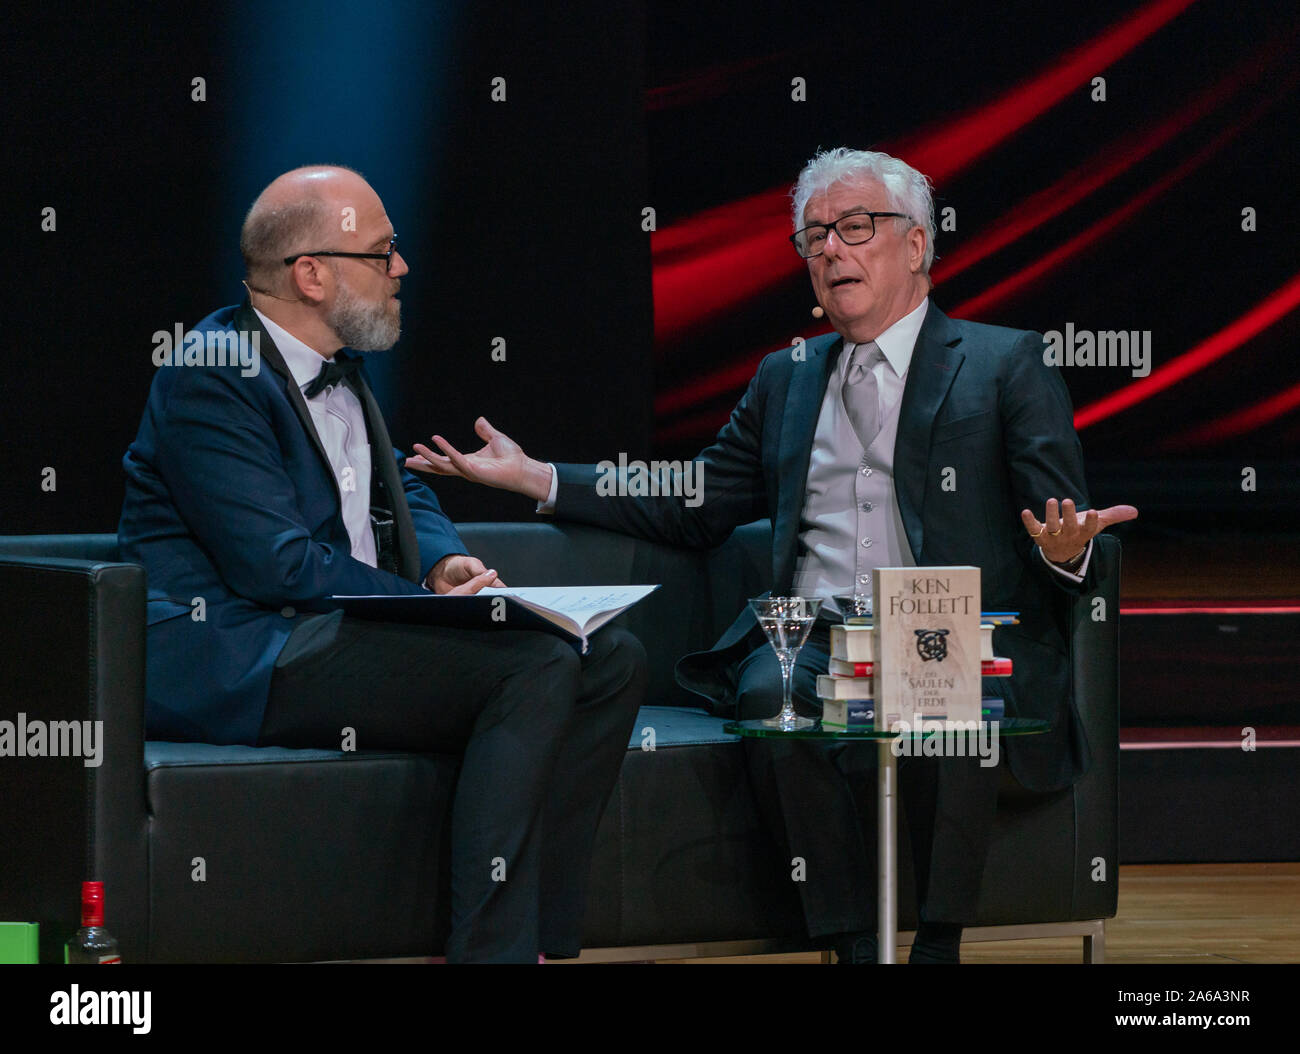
[1039,539,1093,583]
[535,463,559,514]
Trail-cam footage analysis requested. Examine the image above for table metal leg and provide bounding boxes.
[878,739,897,964]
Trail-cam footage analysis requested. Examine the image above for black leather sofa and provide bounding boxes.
[0,524,1119,963]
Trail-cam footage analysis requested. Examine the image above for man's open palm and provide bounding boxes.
[1021,498,1138,563]
[407,417,528,490]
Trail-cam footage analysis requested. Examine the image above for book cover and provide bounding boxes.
[333,585,658,654]
[829,624,875,662]
[981,697,1006,721]
[832,621,1013,663]
[822,698,875,729]
[873,566,982,728]
[816,673,874,700]
[829,657,1011,678]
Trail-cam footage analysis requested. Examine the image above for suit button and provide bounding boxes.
[861,538,872,548]
[860,466,872,476]
[861,501,873,512]
[857,574,870,585]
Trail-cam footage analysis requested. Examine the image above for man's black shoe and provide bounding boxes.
[908,922,962,963]
[834,931,878,964]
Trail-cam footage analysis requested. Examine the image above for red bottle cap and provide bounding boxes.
[80,881,105,927]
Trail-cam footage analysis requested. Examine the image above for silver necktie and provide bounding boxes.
[841,341,884,449]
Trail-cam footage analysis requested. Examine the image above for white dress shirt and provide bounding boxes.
[254,309,377,568]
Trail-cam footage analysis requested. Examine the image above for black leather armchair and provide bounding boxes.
[0,524,1119,962]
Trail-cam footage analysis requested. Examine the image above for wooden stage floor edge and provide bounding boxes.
[654,862,1300,964]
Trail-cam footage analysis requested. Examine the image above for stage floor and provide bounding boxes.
[659,862,1300,963]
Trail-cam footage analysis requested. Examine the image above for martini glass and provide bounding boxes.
[749,596,824,730]
[833,593,873,623]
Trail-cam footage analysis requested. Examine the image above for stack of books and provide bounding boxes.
[817,612,1020,729]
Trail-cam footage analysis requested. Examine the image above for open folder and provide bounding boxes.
[332,585,660,653]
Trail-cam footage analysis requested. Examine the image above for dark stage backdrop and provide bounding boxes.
[4,0,1297,543]
[4,0,650,531]
[644,0,1300,534]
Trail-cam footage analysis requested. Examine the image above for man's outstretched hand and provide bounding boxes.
[406,417,553,503]
[1021,498,1138,564]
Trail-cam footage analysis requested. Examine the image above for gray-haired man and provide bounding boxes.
[410,148,1135,962]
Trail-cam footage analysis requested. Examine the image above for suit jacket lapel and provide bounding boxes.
[234,301,344,512]
[894,303,965,562]
[773,333,844,591]
[233,299,420,584]
[348,368,421,583]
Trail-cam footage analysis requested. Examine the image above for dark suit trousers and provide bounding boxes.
[736,620,1000,939]
[258,612,645,963]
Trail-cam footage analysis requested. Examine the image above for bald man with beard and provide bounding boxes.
[118,166,646,963]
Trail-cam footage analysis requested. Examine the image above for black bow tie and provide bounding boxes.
[303,356,363,398]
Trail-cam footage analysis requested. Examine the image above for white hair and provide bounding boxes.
[791,148,936,272]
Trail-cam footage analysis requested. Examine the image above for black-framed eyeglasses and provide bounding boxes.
[284,235,399,273]
[789,212,912,258]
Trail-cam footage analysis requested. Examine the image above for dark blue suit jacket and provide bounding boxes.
[118,300,465,745]
[553,303,1106,791]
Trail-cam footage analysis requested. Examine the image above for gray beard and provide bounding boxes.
[326,278,401,351]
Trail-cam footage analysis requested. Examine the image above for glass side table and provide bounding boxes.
[723,717,1049,963]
